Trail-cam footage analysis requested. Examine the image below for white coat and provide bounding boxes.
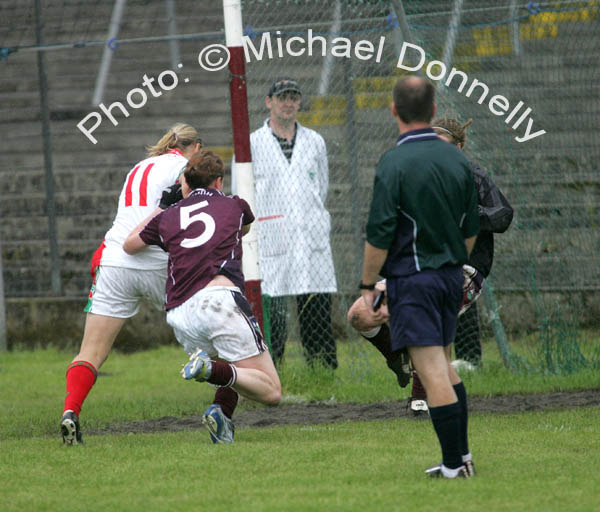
[233,120,337,297]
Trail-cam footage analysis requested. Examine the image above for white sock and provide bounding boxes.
[462,453,472,463]
[360,326,381,338]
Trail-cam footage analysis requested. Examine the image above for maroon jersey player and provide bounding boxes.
[139,181,251,309]
[124,150,281,444]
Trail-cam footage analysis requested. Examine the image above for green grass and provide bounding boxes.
[0,346,217,439]
[1,340,599,440]
[1,342,599,511]
[1,410,599,511]
[280,335,600,401]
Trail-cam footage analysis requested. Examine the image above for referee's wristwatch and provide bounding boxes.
[359,281,376,290]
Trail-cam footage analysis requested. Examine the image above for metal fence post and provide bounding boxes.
[92,0,127,106]
[35,0,62,296]
[165,0,181,70]
[342,29,363,279]
[439,0,464,90]
[0,238,7,352]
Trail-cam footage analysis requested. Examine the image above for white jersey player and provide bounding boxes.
[60,123,202,445]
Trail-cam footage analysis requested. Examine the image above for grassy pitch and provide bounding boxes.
[1,343,599,511]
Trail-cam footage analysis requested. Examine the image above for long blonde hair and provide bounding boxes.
[146,123,202,157]
[432,117,473,147]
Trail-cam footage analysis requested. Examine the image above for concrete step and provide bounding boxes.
[496,227,598,256]
[0,213,112,242]
[492,255,599,290]
[0,191,119,217]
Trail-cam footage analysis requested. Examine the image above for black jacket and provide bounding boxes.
[468,162,513,277]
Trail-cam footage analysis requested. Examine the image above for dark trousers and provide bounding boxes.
[269,293,338,369]
[454,301,482,364]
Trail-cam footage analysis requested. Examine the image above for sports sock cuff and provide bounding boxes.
[228,365,238,388]
[207,361,237,387]
[462,452,472,462]
[67,361,98,383]
[64,362,99,416]
[429,401,461,420]
[360,326,381,338]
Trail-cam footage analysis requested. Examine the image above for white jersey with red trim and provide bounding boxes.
[99,149,188,270]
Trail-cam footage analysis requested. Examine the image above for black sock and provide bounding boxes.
[429,401,463,469]
[453,382,469,456]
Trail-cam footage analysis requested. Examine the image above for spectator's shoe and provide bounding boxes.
[181,349,212,381]
[408,397,429,417]
[425,463,470,479]
[202,404,235,444]
[61,410,83,445]
[387,347,411,388]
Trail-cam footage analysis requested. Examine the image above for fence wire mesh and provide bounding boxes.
[1,0,598,373]
[238,0,599,372]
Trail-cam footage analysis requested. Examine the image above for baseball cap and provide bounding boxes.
[268,77,302,97]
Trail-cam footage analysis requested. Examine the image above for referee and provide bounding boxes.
[360,76,480,479]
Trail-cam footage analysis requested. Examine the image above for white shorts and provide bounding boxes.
[85,265,166,318]
[166,286,267,362]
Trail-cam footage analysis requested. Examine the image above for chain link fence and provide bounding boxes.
[239,0,599,372]
[1,0,598,372]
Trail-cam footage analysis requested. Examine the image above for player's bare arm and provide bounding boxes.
[360,242,388,322]
[123,207,162,255]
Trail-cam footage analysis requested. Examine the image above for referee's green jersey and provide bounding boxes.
[366,128,479,277]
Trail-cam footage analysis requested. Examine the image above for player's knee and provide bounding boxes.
[263,387,281,406]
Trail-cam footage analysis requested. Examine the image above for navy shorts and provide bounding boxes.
[387,266,463,350]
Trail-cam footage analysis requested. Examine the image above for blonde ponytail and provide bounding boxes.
[146,123,202,157]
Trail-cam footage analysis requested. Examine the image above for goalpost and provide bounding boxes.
[222,0,265,333]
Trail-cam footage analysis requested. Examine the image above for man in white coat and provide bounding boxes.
[234,77,338,369]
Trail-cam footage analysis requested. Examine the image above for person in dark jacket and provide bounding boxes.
[432,117,514,366]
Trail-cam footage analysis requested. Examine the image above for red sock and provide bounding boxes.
[63,361,98,417]
[214,387,239,419]
[207,361,237,387]
[411,370,427,400]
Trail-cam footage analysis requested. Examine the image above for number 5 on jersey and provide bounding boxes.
[180,201,216,248]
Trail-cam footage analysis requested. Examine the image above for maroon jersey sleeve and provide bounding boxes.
[139,212,167,251]
[234,196,255,225]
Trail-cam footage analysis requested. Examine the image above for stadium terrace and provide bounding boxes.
[243,29,386,64]
[242,30,546,145]
[396,42,546,144]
